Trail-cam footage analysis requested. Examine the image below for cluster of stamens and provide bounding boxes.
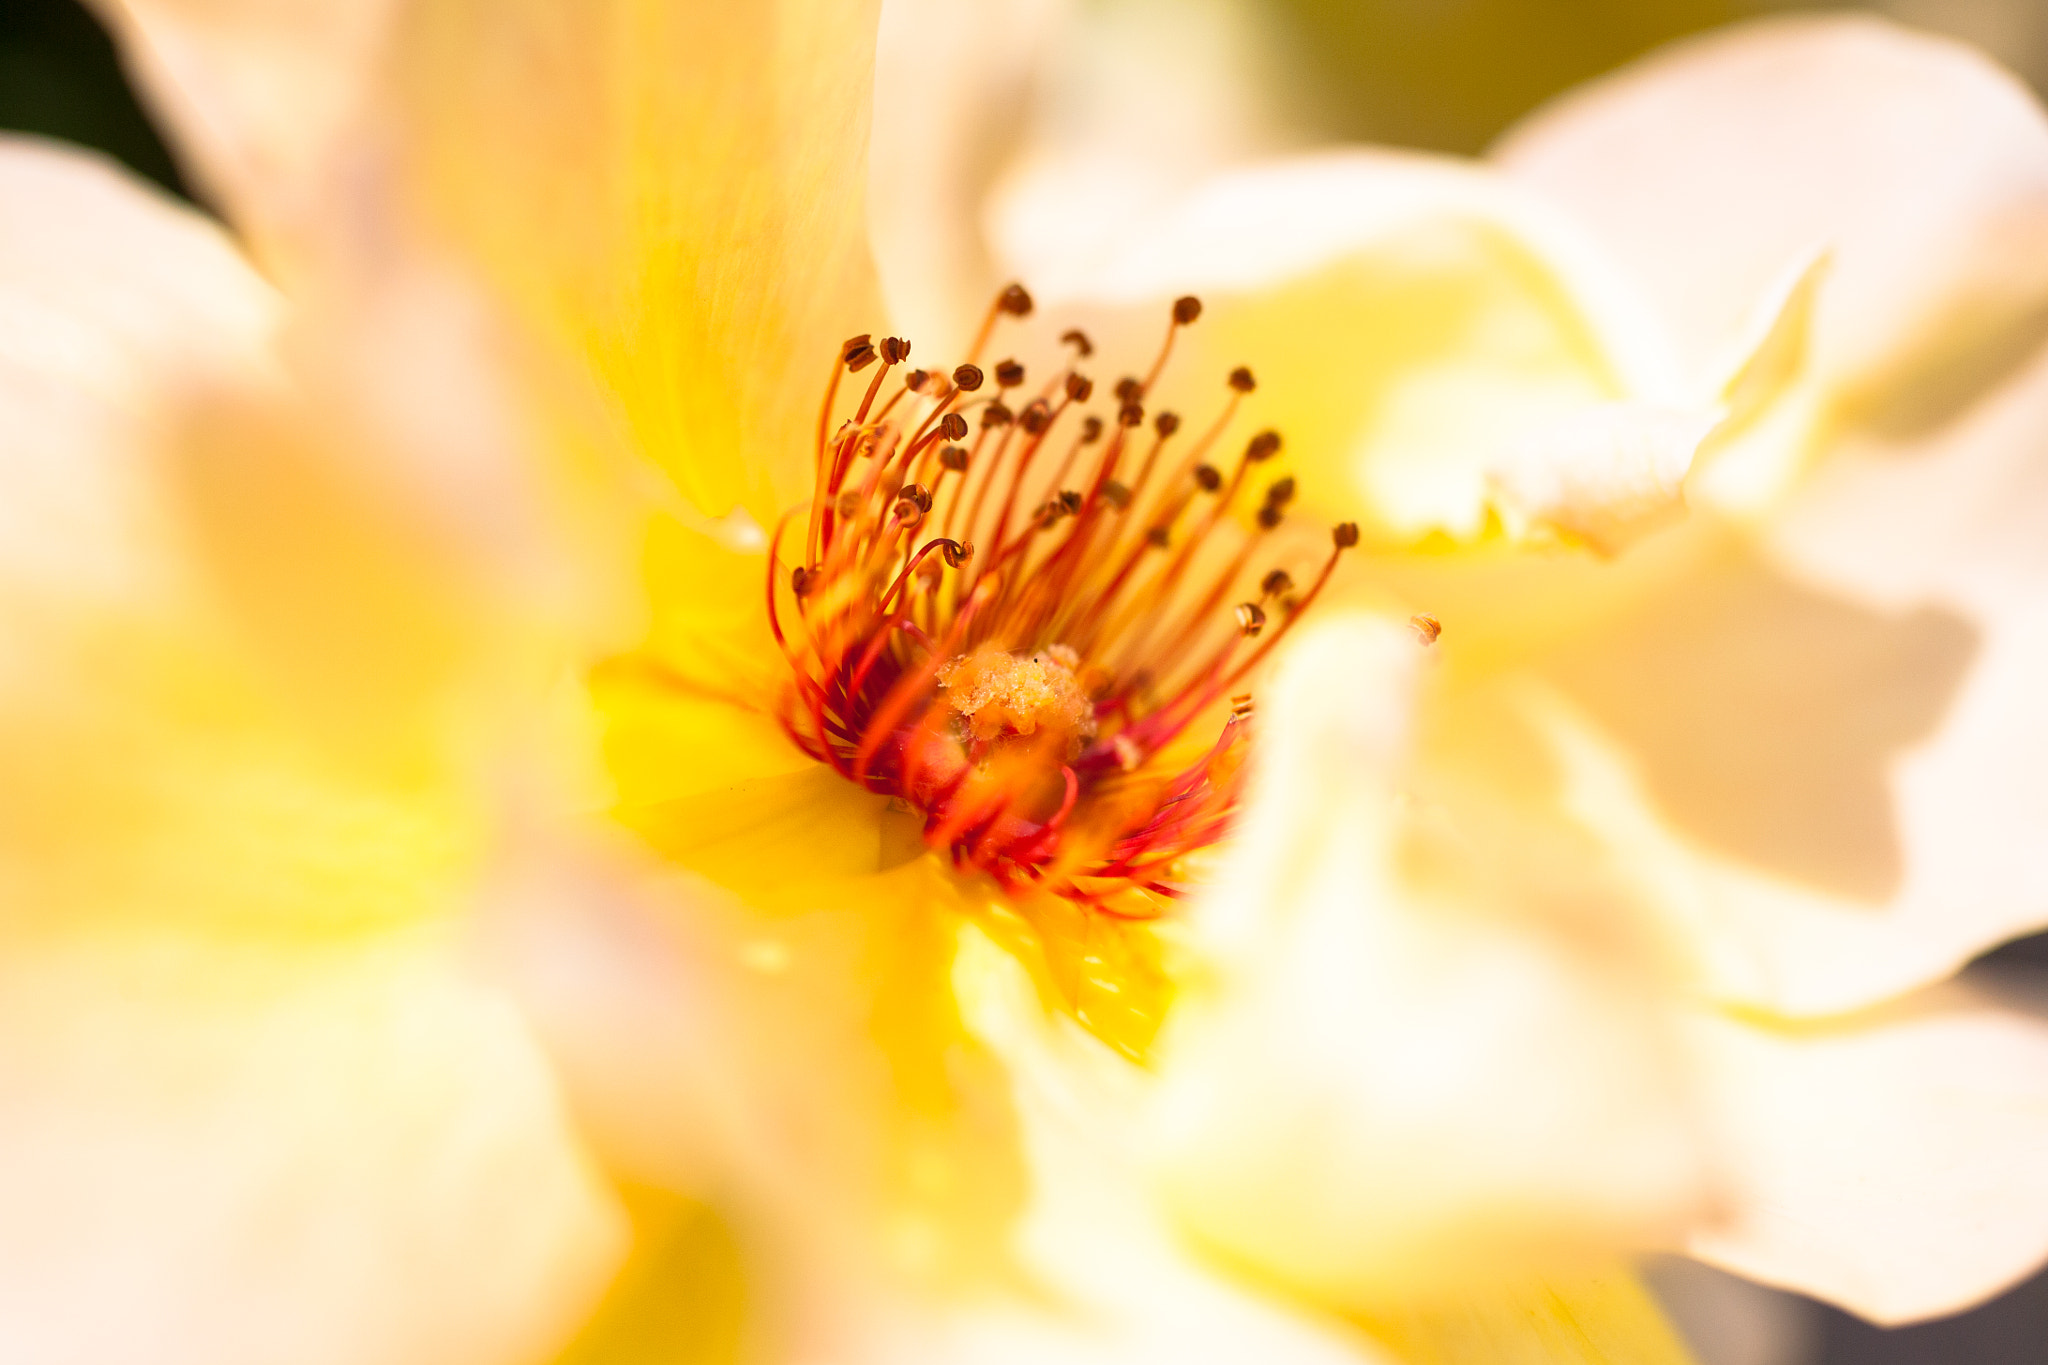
[767,284,1358,917]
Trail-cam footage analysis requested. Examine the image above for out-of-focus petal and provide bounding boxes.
[0,136,623,1365]
[0,932,625,1365]
[88,0,397,268]
[1144,617,1711,1306]
[1683,977,2048,1325]
[954,927,1698,1365]
[1008,150,1713,539]
[1522,342,2048,1013]
[1494,15,2048,430]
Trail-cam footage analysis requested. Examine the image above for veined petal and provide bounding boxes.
[387,0,886,524]
[1145,617,1711,1306]
[1683,976,2048,1325]
[1494,15,2048,433]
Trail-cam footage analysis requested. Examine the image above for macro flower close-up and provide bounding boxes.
[6,1,2048,1363]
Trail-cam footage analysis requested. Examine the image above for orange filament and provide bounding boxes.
[768,284,1356,917]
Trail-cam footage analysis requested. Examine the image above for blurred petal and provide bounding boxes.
[955,927,1698,1365]
[1146,617,1710,1306]
[0,135,622,1365]
[0,932,625,1365]
[1014,150,1706,539]
[1684,978,2048,1325]
[89,0,397,267]
[1494,15,2048,430]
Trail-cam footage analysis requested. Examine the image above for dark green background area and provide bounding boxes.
[3,1,2046,1363]
[0,0,186,196]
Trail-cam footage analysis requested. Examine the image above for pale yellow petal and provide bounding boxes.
[1011,151,1697,539]
[0,931,625,1365]
[1684,977,2048,1325]
[1147,616,1711,1307]
[89,0,398,269]
[953,927,1698,1365]
[1494,15,2048,430]
[0,135,623,1364]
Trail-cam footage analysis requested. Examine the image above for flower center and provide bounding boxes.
[769,284,1356,920]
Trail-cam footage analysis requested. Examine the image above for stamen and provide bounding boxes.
[766,282,1364,924]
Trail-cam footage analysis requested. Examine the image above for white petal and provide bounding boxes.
[0,931,625,1365]
[0,136,277,605]
[1530,352,2048,1015]
[1145,617,1712,1306]
[1495,15,2048,426]
[1685,976,2048,1324]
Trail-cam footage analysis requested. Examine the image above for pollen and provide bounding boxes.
[766,284,1359,922]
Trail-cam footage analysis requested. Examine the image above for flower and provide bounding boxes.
[12,4,2048,1365]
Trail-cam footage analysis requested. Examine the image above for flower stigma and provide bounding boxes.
[768,284,1360,927]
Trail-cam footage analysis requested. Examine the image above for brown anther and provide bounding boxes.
[1145,526,1171,548]
[998,283,1034,317]
[1256,505,1283,530]
[1058,489,1084,515]
[1081,416,1105,444]
[1118,402,1145,428]
[1235,602,1267,638]
[1101,480,1133,509]
[837,490,862,517]
[1066,373,1094,403]
[841,333,873,362]
[1410,614,1442,646]
[893,496,926,525]
[791,565,814,596]
[1062,328,1095,357]
[952,363,985,392]
[880,336,912,364]
[941,539,973,568]
[1154,411,1182,437]
[1020,401,1052,435]
[844,341,878,373]
[981,402,1014,429]
[1230,693,1256,722]
[1228,366,1257,393]
[1261,568,1294,596]
[1115,377,1144,403]
[1264,476,1297,507]
[1034,500,1067,528]
[1333,522,1361,549]
[938,412,970,441]
[994,358,1026,388]
[1194,464,1223,492]
[938,444,970,472]
[901,483,934,514]
[905,369,931,392]
[1247,429,1283,461]
[1172,295,1203,325]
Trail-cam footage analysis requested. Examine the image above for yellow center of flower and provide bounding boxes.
[767,284,1357,922]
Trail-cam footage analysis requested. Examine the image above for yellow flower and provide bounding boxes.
[10,4,2047,1365]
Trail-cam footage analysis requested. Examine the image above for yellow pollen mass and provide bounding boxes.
[937,644,1096,749]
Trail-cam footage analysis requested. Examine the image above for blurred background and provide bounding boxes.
[3,0,2044,1362]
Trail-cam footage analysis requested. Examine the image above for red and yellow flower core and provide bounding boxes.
[769,285,1357,919]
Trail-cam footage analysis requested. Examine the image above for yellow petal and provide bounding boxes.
[1495,14,2048,434]
[1147,617,1711,1307]
[1684,976,2048,1324]
[389,0,886,524]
